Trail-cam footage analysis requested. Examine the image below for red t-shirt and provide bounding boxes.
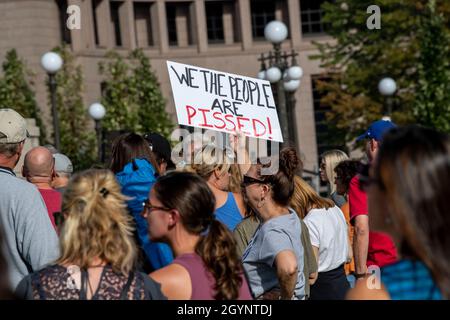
[348,175,397,268]
[39,188,61,231]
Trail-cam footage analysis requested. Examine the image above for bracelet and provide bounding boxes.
[354,273,367,279]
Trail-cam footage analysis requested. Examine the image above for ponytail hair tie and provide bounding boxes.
[99,187,109,198]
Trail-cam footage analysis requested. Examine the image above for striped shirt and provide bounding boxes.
[381,259,442,300]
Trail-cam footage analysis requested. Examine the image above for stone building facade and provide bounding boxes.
[0,0,340,186]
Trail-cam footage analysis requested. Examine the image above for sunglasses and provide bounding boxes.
[241,175,266,187]
[141,199,171,216]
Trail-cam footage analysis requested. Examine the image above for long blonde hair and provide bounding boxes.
[290,176,335,219]
[321,150,348,194]
[58,169,137,275]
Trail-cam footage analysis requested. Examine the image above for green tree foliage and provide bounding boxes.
[52,45,96,170]
[414,0,450,131]
[0,49,47,143]
[99,51,140,132]
[130,49,173,137]
[313,0,450,141]
[99,49,173,136]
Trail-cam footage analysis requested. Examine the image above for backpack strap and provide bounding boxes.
[119,272,135,300]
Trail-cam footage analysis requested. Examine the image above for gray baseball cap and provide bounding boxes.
[0,109,28,143]
[53,153,73,173]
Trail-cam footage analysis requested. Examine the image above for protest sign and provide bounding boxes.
[167,61,283,142]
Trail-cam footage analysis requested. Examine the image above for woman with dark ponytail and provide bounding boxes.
[241,147,306,300]
[144,171,252,300]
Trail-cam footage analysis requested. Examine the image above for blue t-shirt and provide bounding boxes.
[214,192,243,231]
[242,209,305,300]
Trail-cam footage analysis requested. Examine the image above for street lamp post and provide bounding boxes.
[88,103,106,163]
[378,77,397,120]
[41,52,63,151]
[258,21,303,147]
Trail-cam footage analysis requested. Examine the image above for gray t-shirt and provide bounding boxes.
[242,209,305,300]
[0,167,60,290]
[331,192,346,208]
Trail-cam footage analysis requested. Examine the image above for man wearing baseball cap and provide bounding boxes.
[350,120,398,282]
[143,132,175,175]
[52,153,73,193]
[0,109,59,290]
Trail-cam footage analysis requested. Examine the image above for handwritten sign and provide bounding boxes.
[167,61,283,142]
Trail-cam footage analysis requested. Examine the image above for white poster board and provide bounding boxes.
[167,61,283,142]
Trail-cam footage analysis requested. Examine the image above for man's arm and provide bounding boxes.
[17,187,60,272]
[353,215,369,276]
[275,250,298,300]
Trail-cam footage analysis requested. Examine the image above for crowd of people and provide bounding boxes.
[0,107,449,300]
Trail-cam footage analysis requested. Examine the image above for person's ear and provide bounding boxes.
[168,209,180,228]
[159,162,167,174]
[261,183,270,197]
[18,141,25,152]
[370,139,378,152]
[214,168,221,180]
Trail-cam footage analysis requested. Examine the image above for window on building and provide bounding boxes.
[166,3,178,46]
[57,0,72,44]
[134,2,154,47]
[110,1,123,47]
[300,0,329,35]
[250,0,275,40]
[166,2,194,47]
[312,75,347,196]
[250,0,289,41]
[205,1,225,43]
[312,75,347,161]
[92,0,101,46]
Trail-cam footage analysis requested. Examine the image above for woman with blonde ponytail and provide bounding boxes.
[183,144,246,231]
[16,169,165,300]
[145,171,252,300]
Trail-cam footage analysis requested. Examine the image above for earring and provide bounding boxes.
[257,197,265,209]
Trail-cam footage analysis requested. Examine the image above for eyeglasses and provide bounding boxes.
[141,199,171,216]
[241,175,266,187]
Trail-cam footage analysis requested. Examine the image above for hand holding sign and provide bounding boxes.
[167,61,283,142]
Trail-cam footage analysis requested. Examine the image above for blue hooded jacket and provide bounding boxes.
[115,158,173,270]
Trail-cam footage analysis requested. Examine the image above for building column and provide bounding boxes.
[84,0,97,49]
[154,0,169,53]
[119,0,136,49]
[175,5,189,47]
[95,0,113,48]
[67,0,86,51]
[194,0,208,52]
[223,2,235,45]
[288,0,302,46]
[237,0,252,50]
